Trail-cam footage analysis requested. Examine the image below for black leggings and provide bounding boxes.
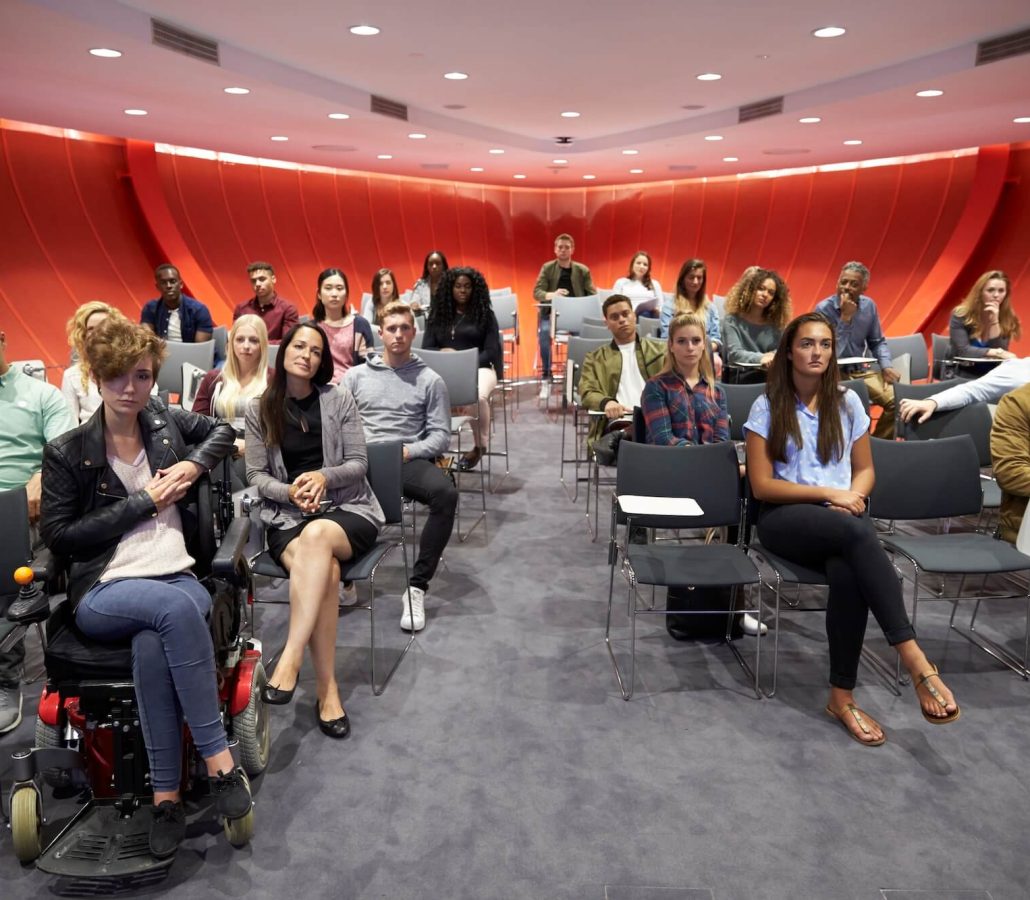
[756,502,916,690]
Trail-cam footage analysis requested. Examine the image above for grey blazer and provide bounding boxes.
[245,384,384,531]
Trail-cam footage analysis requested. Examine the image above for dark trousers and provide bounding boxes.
[403,459,458,591]
[756,503,916,690]
[0,637,24,688]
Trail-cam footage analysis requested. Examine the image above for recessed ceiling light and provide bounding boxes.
[513,174,527,180]
[704,135,724,141]
[224,87,250,95]
[682,104,705,110]
[629,168,644,174]
[843,139,863,145]
[723,156,739,162]
[443,104,466,110]
[327,112,350,120]
[622,149,639,155]
[470,167,484,172]
[489,148,505,155]
[561,111,581,118]
[377,154,393,160]
[552,159,568,164]
[408,132,427,139]
[270,135,289,141]
[89,48,122,58]
[812,26,846,38]
[696,73,722,81]
[916,89,944,98]
[799,116,822,124]
[1015,116,1030,124]
[349,25,380,36]
[583,174,596,180]
[444,72,468,80]
[123,108,147,116]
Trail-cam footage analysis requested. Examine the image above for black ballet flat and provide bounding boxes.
[261,682,296,705]
[316,702,351,739]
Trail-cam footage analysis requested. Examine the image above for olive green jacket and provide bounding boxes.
[990,382,1030,544]
[578,337,665,447]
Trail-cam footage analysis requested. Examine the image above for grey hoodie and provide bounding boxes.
[343,352,451,460]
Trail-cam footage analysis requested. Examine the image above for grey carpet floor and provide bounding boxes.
[3,389,1030,899]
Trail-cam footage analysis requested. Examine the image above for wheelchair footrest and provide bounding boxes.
[36,802,172,883]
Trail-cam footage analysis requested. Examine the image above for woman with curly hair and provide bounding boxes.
[61,301,130,423]
[423,266,503,471]
[612,251,663,317]
[409,250,449,319]
[362,268,401,327]
[949,270,1021,377]
[721,266,792,384]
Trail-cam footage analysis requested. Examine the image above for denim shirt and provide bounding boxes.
[140,295,214,343]
[814,294,892,371]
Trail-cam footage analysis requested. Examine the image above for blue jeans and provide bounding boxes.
[538,308,552,378]
[75,574,227,791]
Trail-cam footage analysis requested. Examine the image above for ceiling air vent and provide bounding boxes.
[151,19,220,65]
[738,96,783,124]
[370,96,408,121]
[976,27,1030,66]
[668,164,697,171]
[420,163,449,170]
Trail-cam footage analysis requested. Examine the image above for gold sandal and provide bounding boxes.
[825,703,886,747]
[914,663,961,725]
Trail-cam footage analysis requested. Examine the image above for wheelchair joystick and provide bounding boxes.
[7,565,50,624]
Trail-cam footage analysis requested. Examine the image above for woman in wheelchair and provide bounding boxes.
[744,313,960,747]
[39,318,252,857]
[245,322,383,739]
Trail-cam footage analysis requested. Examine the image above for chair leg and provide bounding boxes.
[369,545,416,695]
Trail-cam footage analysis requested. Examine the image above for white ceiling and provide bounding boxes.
[2,0,1029,186]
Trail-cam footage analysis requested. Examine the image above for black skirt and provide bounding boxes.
[266,508,379,567]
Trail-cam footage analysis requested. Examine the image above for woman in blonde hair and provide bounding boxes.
[61,301,127,423]
[950,269,1020,377]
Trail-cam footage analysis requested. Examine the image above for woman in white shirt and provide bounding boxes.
[612,251,663,317]
[61,301,127,424]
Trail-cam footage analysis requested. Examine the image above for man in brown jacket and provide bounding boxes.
[990,382,1030,544]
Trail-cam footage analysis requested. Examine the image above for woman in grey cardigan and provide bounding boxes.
[246,322,383,739]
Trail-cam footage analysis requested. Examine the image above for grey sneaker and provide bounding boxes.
[0,684,24,734]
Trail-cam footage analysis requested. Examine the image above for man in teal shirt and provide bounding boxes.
[0,326,74,733]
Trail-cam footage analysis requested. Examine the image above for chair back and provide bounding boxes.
[366,441,404,526]
[931,333,952,380]
[615,440,741,530]
[582,316,606,329]
[157,341,215,394]
[491,293,518,336]
[596,288,615,302]
[566,336,611,373]
[489,287,512,298]
[883,334,928,381]
[869,434,983,521]
[896,400,993,466]
[636,318,661,339]
[840,378,871,417]
[417,348,479,407]
[0,488,32,596]
[722,382,765,441]
[553,295,604,336]
[212,325,228,363]
[580,323,611,340]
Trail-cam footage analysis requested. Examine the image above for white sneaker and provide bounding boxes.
[538,382,550,401]
[741,613,768,636]
[340,581,359,606]
[0,684,23,734]
[400,586,426,632]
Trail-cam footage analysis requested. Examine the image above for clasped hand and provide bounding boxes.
[289,471,328,513]
[824,488,866,516]
[145,461,204,510]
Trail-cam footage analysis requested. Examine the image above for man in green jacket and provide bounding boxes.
[990,382,1030,544]
[578,295,664,463]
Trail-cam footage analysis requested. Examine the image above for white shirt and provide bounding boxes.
[932,358,1030,411]
[166,308,182,342]
[616,340,646,409]
[612,277,663,312]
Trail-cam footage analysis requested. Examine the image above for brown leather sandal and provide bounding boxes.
[914,663,961,725]
[825,703,886,746]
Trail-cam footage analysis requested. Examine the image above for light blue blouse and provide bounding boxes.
[659,299,721,346]
[743,389,869,490]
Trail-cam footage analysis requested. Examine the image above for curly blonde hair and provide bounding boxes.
[724,267,791,330]
[66,302,129,391]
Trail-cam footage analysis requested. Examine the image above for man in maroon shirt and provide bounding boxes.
[232,261,299,341]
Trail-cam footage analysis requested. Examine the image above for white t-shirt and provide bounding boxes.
[612,277,663,312]
[616,341,646,409]
[166,308,182,342]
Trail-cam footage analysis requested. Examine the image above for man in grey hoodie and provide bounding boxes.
[343,302,456,632]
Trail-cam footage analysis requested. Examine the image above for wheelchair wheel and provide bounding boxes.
[35,716,72,789]
[222,771,254,848]
[234,660,270,776]
[11,784,42,863]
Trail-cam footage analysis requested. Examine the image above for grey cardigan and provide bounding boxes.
[245,384,384,531]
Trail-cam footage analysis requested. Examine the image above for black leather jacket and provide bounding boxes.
[40,398,234,609]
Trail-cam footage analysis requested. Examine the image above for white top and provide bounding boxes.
[612,277,663,312]
[931,357,1030,412]
[61,364,102,425]
[100,448,195,582]
[166,308,182,342]
[616,340,647,409]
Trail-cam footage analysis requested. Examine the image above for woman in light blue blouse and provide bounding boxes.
[744,312,960,746]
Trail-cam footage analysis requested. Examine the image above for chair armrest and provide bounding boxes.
[211,516,253,580]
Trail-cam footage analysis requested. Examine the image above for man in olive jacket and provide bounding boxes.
[578,295,664,461]
[990,382,1030,544]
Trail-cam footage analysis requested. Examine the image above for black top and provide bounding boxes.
[423,308,504,378]
[281,392,325,482]
[557,267,574,296]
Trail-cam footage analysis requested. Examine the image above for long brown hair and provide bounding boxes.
[662,312,716,400]
[626,251,654,290]
[259,322,333,447]
[672,258,710,318]
[725,267,792,330]
[764,313,846,466]
[955,270,1021,341]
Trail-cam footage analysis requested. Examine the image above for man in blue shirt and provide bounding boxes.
[140,264,214,343]
[0,326,74,733]
[815,261,900,438]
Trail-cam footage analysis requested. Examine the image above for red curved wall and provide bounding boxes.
[2,121,1028,372]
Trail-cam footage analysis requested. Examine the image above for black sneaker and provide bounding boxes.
[150,800,186,858]
[211,768,252,820]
